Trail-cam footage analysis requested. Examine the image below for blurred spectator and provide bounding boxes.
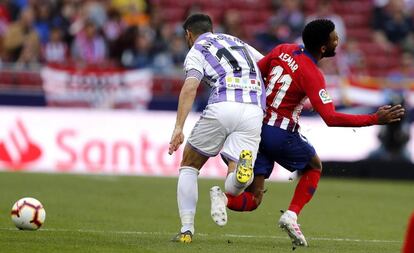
[0,1,11,61]
[8,0,28,20]
[368,91,411,162]
[221,9,247,41]
[104,7,124,42]
[71,20,107,65]
[254,19,288,53]
[153,33,187,74]
[0,1,11,35]
[372,0,414,52]
[112,0,149,27]
[69,1,107,37]
[387,52,414,88]
[148,6,169,53]
[3,7,40,63]
[104,7,125,59]
[121,26,155,69]
[42,26,68,63]
[51,1,75,46]
[34,2,53,45]
[340,38,368,76]
[270,0,305,42]
[306,0,347,45]
[85,1,107,29]
[168,34,187,67]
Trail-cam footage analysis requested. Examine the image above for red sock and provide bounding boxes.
[288,169,321,215]
[226,192,258,212]
[403,212,414,253]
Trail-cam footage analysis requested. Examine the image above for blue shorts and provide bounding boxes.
[254,124,316,178]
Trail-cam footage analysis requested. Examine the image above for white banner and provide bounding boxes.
[0,107,407,180]
[41,66,153,109]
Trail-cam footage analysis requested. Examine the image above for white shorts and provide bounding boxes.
[187,101,263,163]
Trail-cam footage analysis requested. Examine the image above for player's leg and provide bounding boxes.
[209,103,263,226]
[210,151,257,226]
[253,125,315,247]
[403,211,414,253]
[279,155,321,248]
[226,175,266,211]
[222,103,263,196]
[225,148,274,212]
[223,151,254,196]
[275,132,319,248]
[287,155,322,216]
[173,105,227,242]
[173,144,209,243]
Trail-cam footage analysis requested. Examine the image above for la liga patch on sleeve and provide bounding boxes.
[319,89,332,104]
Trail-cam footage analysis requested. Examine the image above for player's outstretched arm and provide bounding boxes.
[305,73,405,127]
[375,104,405,124]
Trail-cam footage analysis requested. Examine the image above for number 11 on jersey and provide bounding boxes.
[266,65,292,109]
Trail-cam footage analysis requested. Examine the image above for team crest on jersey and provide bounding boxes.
[319,89,332,104]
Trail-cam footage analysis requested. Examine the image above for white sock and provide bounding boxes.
[286,210,298,220]
[224,171,254,196]
[177,166,199,234]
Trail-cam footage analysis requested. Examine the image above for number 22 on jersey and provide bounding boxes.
[266,65,292,109]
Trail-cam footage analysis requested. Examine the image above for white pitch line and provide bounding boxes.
[0,228,401,244]
[222,233,400,244]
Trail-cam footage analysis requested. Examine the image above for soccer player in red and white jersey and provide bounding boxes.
[220,19,405,248]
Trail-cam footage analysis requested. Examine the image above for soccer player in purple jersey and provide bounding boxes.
[168,13,266,243]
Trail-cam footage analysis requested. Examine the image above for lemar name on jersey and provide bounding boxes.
[278,52,298,73]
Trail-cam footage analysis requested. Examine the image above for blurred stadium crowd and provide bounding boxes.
[0,0,413,77]
[0,0,412,165]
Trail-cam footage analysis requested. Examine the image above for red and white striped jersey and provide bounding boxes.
[257,43,377,132]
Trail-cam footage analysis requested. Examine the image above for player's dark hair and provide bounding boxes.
[183,13,213,35]
[302,19,335,52]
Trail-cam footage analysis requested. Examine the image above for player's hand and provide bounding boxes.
[376,104,405,124]
[168,126,184,155]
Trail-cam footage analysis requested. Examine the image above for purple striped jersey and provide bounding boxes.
[184,32,266,110]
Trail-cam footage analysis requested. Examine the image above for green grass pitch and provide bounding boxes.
[0,171,413,253]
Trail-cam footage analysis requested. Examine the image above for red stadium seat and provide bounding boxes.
[332,0,373,14]
[0,71,14,85]
[342,14,370,28]
[17,72,43,87]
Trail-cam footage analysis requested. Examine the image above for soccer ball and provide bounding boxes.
[11,197,46,230]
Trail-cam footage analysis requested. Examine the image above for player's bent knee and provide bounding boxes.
[180,160,203,170]
[180,145,209,169]
[309,155,323,171]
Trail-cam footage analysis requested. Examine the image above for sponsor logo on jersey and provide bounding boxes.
[319,89,332,104]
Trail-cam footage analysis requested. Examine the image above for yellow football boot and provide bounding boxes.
[236,150,253,184]
[171,230,193,243]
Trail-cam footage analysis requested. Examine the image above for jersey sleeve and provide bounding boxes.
[304,70,378,127]
[183,48,204,81]
[245,43,264,62]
